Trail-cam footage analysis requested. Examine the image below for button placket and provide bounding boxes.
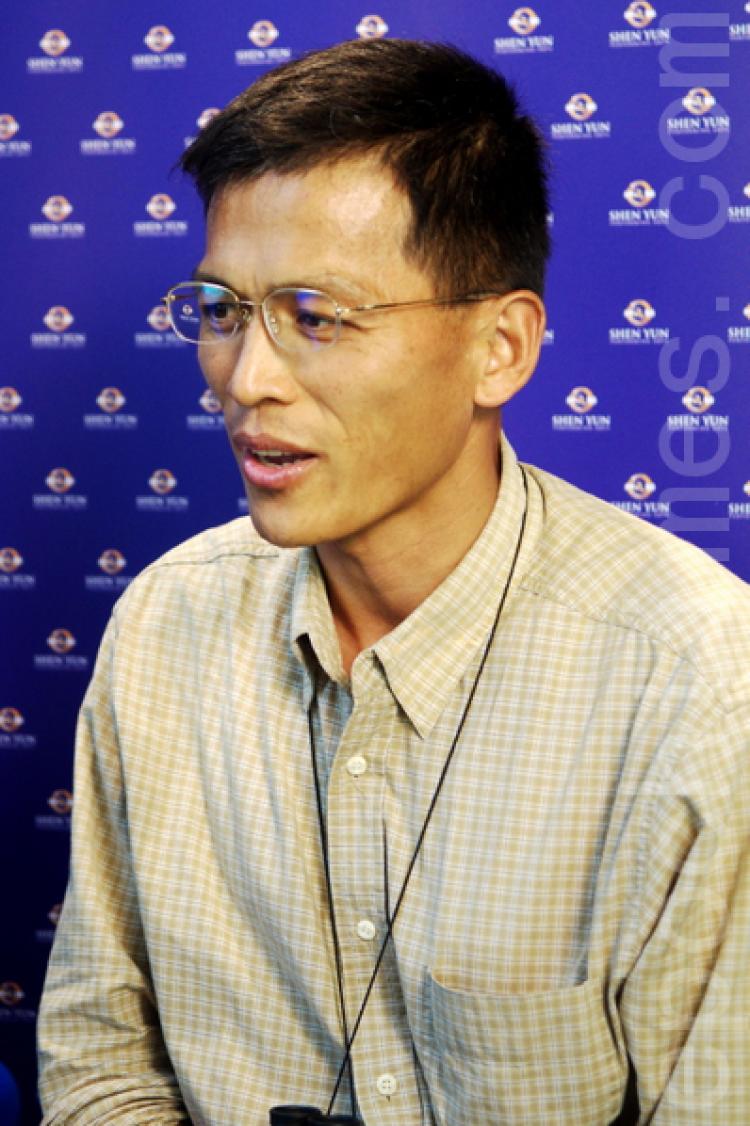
[326,670,418,1120]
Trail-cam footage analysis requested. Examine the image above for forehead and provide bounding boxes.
[201,156,425,297]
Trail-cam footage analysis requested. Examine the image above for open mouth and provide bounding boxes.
[253,449,311,466]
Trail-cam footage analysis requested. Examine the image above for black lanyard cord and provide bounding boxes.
[309,704,357,1115]
[312,466,530,1118]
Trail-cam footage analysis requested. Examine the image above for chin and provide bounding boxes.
[247,493,372,552]
[247,508,324,550]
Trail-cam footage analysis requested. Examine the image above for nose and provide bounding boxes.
[224,313,298,408]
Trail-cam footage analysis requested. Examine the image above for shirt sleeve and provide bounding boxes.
[37,614,191,1125]
[619,696,750,1125]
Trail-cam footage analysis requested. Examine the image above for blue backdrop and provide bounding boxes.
[2,2,748,1121]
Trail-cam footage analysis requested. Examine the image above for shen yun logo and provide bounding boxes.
[495,7,553,53]
[0,114,19,141]
[35,790,74,830]
[728,182,750,224]
[566,93,597,121]
[730,4,750,39]
[86,549,131,591]
[728,482,750,520]
[39,29,70,56]
[624,1,657,27]
[187,387,225,429]
[610,300,669,345]
[97,387,126,414]
[0,707,24,733]
[46,467,75,494]
[551,94,611,140]
[85,387,137,429]
[184,107,222,149]
[47,789,73,814]
[150,469,178,495]
[508,7,540,34]
[610,3,670,46]
[33,467,87,509]
[28,29,83,72]
[249,20,279,46]
[47,628,76,655]
[623,300,655,327]
[552,387,611,431]
[146,193,176,220]
[35,631,89,671]
[134,194,187,237]
[567,387,598,414]
[42,195,71,221]
[666,87,729,136]
[198,107,221,130]
[30,195,85,239]
[0,706,35,748]
[0,547,35,591]
[32,306,86,348]
[133,25,186,69]
[615,473,670,519]
[81,112,135,155]
[136,304,186,348]
[145,25,174,52]
[98,549,127,576]
[667,387,728,433]
[0,547,23,574]
[93,111,123,139]
[726,302,750,345]
[236,20,291,65]
[0,387,22,412]
[0,387,32,430]
[609,180,669,227]
[44,306,73,332]
[0,114,30,157]
[356,15,389,38]
[137,470,189,511]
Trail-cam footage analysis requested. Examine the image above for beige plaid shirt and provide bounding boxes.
[38,436,750,1125]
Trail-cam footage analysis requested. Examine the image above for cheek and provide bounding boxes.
[198,350,233,394]
[331,338,475,470]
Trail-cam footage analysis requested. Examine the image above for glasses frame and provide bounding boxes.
[162,281,503,350]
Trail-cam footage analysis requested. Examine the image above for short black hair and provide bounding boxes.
[180,39,550,296]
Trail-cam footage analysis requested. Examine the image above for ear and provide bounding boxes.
[474,291,546,409]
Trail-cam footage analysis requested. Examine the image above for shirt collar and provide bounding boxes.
[291,433,533,735]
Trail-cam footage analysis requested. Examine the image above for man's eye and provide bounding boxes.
[296,310,334,330]
[202,301,242,336]
[206,302,232,321]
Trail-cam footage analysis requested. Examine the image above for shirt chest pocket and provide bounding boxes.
[428,972,626,1125]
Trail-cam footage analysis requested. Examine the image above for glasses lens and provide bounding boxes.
[267,289,339,350]
[169,282,242,344]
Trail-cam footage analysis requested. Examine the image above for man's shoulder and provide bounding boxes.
[141,516,280,571]
[523,463,750,700]
[115,517,297,618]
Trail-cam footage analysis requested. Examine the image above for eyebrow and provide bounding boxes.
[190,266,384,305]
[192,267,230,286]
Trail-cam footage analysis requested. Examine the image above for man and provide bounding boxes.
[38,39,749,1125]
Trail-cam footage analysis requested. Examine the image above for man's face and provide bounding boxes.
[197,156,496,552]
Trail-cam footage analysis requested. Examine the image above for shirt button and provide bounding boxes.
[376,1073,398,1097]
[345,754,368,777]
[356,919,376,941]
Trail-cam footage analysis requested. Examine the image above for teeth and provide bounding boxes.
[255,449,301,466]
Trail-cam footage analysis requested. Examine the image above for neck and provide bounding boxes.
[317,449,502,676]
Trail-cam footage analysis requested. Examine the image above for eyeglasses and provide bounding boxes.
[162,281,501,354]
